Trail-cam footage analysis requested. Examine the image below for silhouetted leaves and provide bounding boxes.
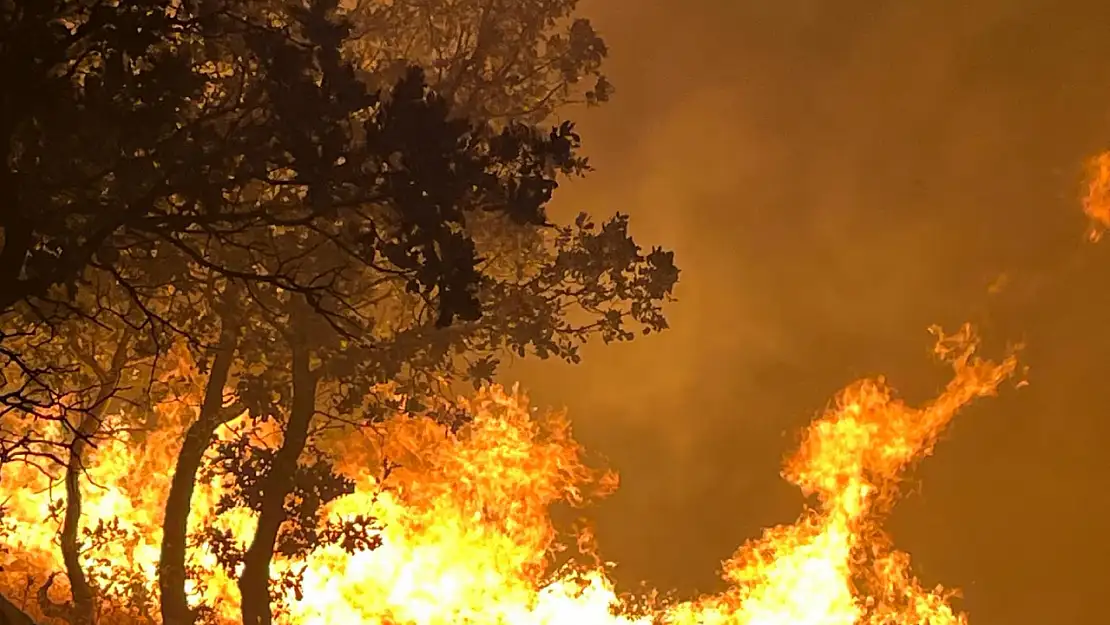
[0,1,678,623]
[344,0,612,123]
[0,0,610,449]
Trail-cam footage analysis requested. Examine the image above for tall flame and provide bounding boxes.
[0,324,1017,624]
[663,324,1018,625]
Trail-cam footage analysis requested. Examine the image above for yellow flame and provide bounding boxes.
[0,324,1017,624]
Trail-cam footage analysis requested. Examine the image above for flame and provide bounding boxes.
[1082,150,1110,241]
[0,324,1017,624]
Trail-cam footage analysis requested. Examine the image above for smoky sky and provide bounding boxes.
[498,1,1110,624]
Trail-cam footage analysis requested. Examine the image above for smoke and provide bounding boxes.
[507,0,1110,621]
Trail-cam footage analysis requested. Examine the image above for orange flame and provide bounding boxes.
[0,324,1017,624]
[1082,150,1110,241]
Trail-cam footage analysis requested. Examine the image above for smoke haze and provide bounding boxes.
[505,2,1110,623]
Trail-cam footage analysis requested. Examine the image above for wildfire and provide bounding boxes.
[1082,150,1110,241]
[0,324,1017,625]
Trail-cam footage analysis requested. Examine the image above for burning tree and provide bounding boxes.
[0,0,676,624]
[3,1,1024,624]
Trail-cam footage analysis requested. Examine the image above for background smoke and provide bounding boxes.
[506,1,1110,623]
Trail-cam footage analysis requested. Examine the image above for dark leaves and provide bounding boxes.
[0,2,678,620]
[466,355,499,389]
[276,459,357,559]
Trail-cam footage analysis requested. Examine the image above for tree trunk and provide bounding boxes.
[158,321,239,625]
[60,410,105,625]
[57,331,133,625]
[238,309,318,625]
[0,593,39,625]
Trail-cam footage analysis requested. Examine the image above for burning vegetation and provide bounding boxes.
[0,324,1019,625]
[0,1,1032,624]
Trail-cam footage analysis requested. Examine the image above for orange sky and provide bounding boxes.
[505,2,1110,623]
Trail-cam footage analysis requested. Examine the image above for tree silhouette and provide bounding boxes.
[343,0,612,123]
[0,1,678,624]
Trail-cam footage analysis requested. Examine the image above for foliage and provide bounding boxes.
[0,0,676,624]
[343,0,613,123]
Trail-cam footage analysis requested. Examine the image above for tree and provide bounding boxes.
[0,0,618,453]
[157,5,672,624]
[0,270,178,625]
[342,0,612,123]
[0,1,678,624]
[0,0,381,430]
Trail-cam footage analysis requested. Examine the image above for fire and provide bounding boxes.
[663,325,1018,625]
[0,324,1017,625]
[1082,150,1110,241]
